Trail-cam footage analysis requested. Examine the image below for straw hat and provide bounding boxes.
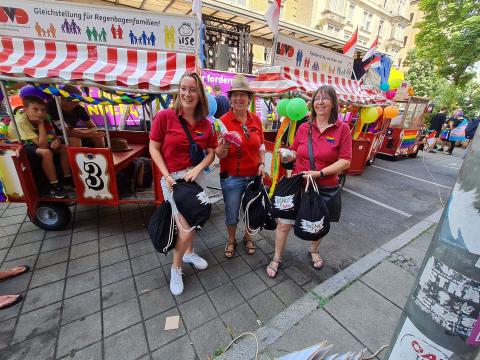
[111,138,132,152]
[228,75,254,95]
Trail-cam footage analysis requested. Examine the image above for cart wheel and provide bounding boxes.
[366,156,376,166]
[408,150,419,158]
[339,173,346,188]
[30,202,71,231]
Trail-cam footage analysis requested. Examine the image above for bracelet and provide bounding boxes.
[165,174,173,180]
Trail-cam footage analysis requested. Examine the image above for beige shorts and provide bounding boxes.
[160,168,206,216]
[277,218,295,225]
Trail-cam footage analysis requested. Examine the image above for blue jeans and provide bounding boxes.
[220,176,251,226]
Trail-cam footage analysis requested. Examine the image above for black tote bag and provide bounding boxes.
[271,173,304,220]
[294,174,330,240]
[241,175,266,234]
[148,200,177,254]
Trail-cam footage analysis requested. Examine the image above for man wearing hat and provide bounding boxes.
[215,75,266,259]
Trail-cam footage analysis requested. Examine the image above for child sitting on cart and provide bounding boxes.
[47,85,105,148]
[7,86,72,198]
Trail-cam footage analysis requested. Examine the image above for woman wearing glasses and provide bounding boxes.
[215,75,266,258]
[266,85,352,278]
[149,72,216,296]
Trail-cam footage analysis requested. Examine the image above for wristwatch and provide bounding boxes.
[319,170,325,178]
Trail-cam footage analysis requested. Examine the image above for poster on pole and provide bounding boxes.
[0,0,197,53]
[274,34,353,78]
[389,317,453,360]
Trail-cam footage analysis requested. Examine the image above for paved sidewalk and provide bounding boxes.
[218,211,444,360]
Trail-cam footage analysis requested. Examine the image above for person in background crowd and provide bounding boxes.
[213,85,230,119]
[266,85,352,278]
[7,86,72,198]
[215,75,265,259]
[149,72,216,296]
[0,266,30,310]
[429,106,447,152]
[443,110,464,155]
[47,85,105,147]
[260,98,275,130]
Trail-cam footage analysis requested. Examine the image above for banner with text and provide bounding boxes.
[0,0,197,53]
[274,34,353,78]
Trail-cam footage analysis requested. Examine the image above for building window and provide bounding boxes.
[362,11,373,31]
[398,58,402,67]
[328,0,344,12]
[410,13,414,22]
[347,3,355,22]
[403,36,408,46]
[327,24,341,35]
[383,0,389,9]
[379,19,384,36]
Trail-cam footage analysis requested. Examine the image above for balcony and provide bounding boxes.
[386,37,404,49]
[317,9,346,28]
[391,12,411,25]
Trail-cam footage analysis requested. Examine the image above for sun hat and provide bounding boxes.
[228,75,254,95]
[111,138,132,152]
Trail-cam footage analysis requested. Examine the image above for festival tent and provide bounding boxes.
[0,36,195,92]
[249,65,388,105]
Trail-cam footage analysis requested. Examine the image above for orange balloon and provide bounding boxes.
[376,106,383,117]
[384,106,400,119]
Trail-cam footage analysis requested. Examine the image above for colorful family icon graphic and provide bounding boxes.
[164,26,175,49]
[129,30,156,46]
[61,18,81,35]
[86,27,108,42]
[110,24,124,40]
[295,49,303,67]
[35,22,57,38]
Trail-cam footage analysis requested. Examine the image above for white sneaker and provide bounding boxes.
[170,266,184,296]
[182,251,208,270]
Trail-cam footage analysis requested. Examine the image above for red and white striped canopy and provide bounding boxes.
[250,66,388,104]
[0,37,196,91]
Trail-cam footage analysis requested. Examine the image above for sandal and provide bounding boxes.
[224,241,236,259]
[266,257,282,278]
[310,252,324,270]
[0,295,23,310]
[0,265,30,282]
[243,237,256,255]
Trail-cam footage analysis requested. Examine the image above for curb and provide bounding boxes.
[218,208,443,360]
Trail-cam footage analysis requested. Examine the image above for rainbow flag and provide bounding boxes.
[449,119,468,142]
[400,129,418,148]
[326,136,335,144]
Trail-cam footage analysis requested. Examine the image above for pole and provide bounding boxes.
[0,81,21,141]
[270,35,278,66]
[54,95,70,146]
[386,130,480,359]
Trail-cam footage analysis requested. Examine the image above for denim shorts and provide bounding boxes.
[220,175,251,226]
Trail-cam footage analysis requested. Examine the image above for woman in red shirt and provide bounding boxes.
[149,72,216,296]
[215,75,266,258]
[266,85,352,278]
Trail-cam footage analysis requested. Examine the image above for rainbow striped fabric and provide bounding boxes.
[326,136,335,144]
[400,129,418,148]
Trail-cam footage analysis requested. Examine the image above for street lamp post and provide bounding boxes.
[386,129,480,359]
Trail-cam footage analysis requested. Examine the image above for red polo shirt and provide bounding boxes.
[219,111,265,177]
[291,120,352,186]
[149,109,217,172]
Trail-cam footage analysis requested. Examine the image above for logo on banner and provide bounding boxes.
[164,25,175,49]
[75,153,113,200]
[276,42,294,57]
[178,22,194,48]
[0,7,29,24]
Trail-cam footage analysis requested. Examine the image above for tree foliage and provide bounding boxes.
[404,49,440,97]
[415,0,480,86]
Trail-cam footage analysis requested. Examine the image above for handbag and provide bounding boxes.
[173,179,212,230]
[294,174,330,240]
[148,200,177,254]
[308,122,342,222]
[271,173,304,220]
[178,116,205,166]
[241,175,266,235]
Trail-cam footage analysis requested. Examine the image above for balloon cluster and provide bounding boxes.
[379,67,405,98]
[0,121,8,140]
[277,98,308,121]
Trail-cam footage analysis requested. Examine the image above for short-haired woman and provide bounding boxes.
[266,85,352,278]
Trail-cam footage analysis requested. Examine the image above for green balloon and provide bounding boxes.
[388,78,402,90]
[286,98,308,121]
[277,98,290,117]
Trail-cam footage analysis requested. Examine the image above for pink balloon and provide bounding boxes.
[386,90,396,100]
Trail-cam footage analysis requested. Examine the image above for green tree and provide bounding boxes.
[404,49,441,97]
[415,0,480,86]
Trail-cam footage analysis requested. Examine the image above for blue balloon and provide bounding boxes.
[380,82,389,91]
[207,93,217,117]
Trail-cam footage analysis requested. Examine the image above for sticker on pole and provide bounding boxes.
[389,318,453,360]
[413,257,480,339]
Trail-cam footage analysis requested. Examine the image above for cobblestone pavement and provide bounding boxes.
[0,201,312,360]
